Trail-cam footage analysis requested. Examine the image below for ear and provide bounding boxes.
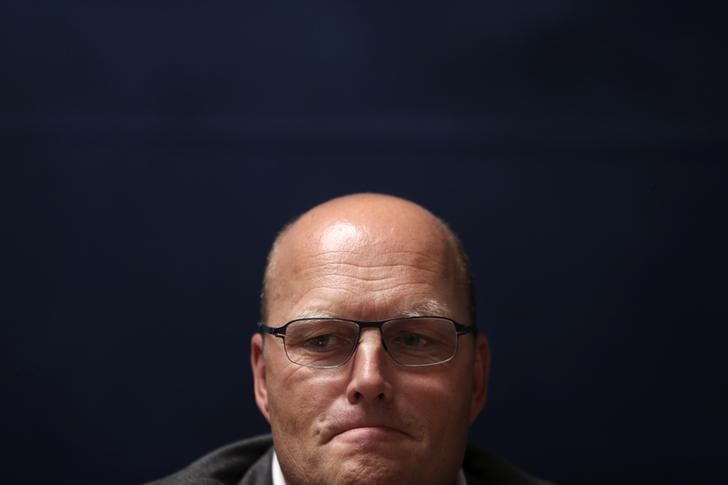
[469,334,491,423]
[250,333,271,422]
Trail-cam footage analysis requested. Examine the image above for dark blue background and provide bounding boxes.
[2,1,726,484]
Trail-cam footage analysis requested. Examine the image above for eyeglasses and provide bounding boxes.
[257,316,476,368]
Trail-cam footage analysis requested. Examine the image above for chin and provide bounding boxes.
[329,459,410,485]
[324,443,444,485]
[326,430,418,468]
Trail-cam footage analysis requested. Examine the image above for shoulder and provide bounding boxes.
[463,442,555,485]
[145,434,274,485]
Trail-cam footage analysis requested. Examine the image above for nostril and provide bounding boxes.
[377,393,385,400]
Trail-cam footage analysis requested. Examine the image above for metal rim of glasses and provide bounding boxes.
[257,316,476,369]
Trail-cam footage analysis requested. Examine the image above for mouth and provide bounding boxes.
[330,425,411,444]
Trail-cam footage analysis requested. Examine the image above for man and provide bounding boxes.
[149,193,550,485]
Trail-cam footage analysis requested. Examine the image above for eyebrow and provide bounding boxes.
[290,300,451,321]
[400,300,451,317]
[291,308,339,319]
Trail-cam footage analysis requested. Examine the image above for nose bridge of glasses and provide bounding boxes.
[351,320,384,344]
[356,324,385,346]
[351,322,390,361]
[350,330,392,378]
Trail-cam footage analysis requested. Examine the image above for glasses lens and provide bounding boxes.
[383,318,457,366]
[284,319,359,368]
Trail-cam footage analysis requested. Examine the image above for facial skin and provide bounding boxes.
[251,194,490,485]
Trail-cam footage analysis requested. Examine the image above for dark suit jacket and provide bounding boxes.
[147,434,552,485]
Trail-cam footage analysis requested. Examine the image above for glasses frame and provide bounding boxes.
[257,316,477,369]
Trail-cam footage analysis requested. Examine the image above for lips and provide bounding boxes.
[320,414,414,444]
[333,425,409,443]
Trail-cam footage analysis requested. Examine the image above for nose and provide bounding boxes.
[345,329,393,404]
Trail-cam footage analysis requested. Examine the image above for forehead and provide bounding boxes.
[266,209,468,323]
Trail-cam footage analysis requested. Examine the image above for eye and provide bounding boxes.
[305,334,335,348]
[396,331,430,347]
[300,332,354,352]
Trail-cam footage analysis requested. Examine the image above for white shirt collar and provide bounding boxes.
[271,451,467,485]
[271,451,286,485]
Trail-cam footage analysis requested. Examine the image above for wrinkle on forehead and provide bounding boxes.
[300,252,446,278]
[274,261,460,324]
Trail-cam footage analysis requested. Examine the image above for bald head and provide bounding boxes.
[260,193,475,325]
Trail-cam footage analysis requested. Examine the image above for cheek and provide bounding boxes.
[266,366,343,436]
[408,370,473,437]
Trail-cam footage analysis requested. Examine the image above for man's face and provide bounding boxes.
[251,197,489,485]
